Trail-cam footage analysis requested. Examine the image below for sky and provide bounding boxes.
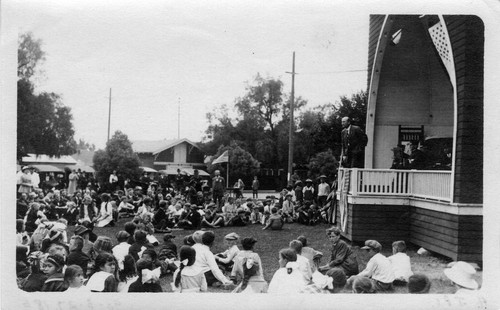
[11,0,371,149]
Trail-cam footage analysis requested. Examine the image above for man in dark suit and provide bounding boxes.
[340,117,367,168]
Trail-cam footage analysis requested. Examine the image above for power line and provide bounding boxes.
[298,69,367,75]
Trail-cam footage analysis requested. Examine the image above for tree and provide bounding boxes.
[17,79,77,159]
[93,131,142,188]
[76,138,96,151]
[295,90,368,160]
[307,149,339,180]
[18,32,46,81]
[235,74,284,133]
[206,142,260,186]
[17,32,76,159]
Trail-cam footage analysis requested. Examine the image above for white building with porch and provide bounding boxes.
[338,15,483,263]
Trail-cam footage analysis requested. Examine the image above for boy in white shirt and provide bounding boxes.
[388,240,413,284]
[347,239,395,292]
[215,232,240,273]
[289,239,312,283]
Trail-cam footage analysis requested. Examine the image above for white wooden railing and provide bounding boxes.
[339,168,452,202]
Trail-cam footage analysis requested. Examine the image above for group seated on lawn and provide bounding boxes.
[16,176,480,294]
[16,212,480,294]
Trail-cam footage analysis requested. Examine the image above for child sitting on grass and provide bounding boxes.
[388,240,413,285]
[352,276,375,294]
[215,233,240,273]
[86,252,118,292]
[249,207,263,224]
[231,237,268,293]
[128,259,163,292]
[112,231,131,271]
[142,248,177,276]
[172,246,207,293]
[300,268,346,294]
[158,232,178,261]
[296,235,323,272]
[64,265,88,292]
[41,254,68,291]
[408,273,431,294]
[262,208,284,230]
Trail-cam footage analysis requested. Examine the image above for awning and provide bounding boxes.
[182,168,210,176]
[31,164,63,173]
[67,165,95,173]
[159,167,210,176]
[140,166,158,173]
[159,167,182,176]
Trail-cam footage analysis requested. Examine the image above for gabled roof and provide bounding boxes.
[22,153,78,165]
[132,138,201,155]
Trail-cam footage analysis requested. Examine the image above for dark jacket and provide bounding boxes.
[41,272,68,292]
[128,280,163,292]
[67,250,91,275]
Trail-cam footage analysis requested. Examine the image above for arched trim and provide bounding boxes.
[438,15,457,203]
[365,15,392,168]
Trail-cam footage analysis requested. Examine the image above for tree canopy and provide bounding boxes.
[207,142,260,183]
[93,131,142,187]
[18,32,46,81]
[202,73,367,184]
[17,32,77,159]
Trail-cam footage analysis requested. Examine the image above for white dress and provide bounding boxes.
[267,263,307,294]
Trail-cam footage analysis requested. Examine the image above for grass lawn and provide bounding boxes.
[82,217,482,294]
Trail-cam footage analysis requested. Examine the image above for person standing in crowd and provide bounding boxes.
[212,170,225,208]
[18,166,33,194]
[30,166,40,190]
[233,179,245,198]
[175,169,185,194]
[109,170,118,191]
[302,179,315,206]
[190,169,202,192]
[318,227,359,276]
[316,175,330,208]
[67,169,78,195]
[251,176,260,199]
[340,116,367,168]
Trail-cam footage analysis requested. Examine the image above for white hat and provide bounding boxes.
[443,261,478,290]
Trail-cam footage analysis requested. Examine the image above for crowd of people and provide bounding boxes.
[16,217,480,294]
[15,165,479,294]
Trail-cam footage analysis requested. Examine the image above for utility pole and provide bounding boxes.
[286,52,296,183]
[107,88,112,143]
[177,97,181,139]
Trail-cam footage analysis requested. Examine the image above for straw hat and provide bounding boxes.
[361,240,382,252]
[224,232,240,240]
[443,261,478,289]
